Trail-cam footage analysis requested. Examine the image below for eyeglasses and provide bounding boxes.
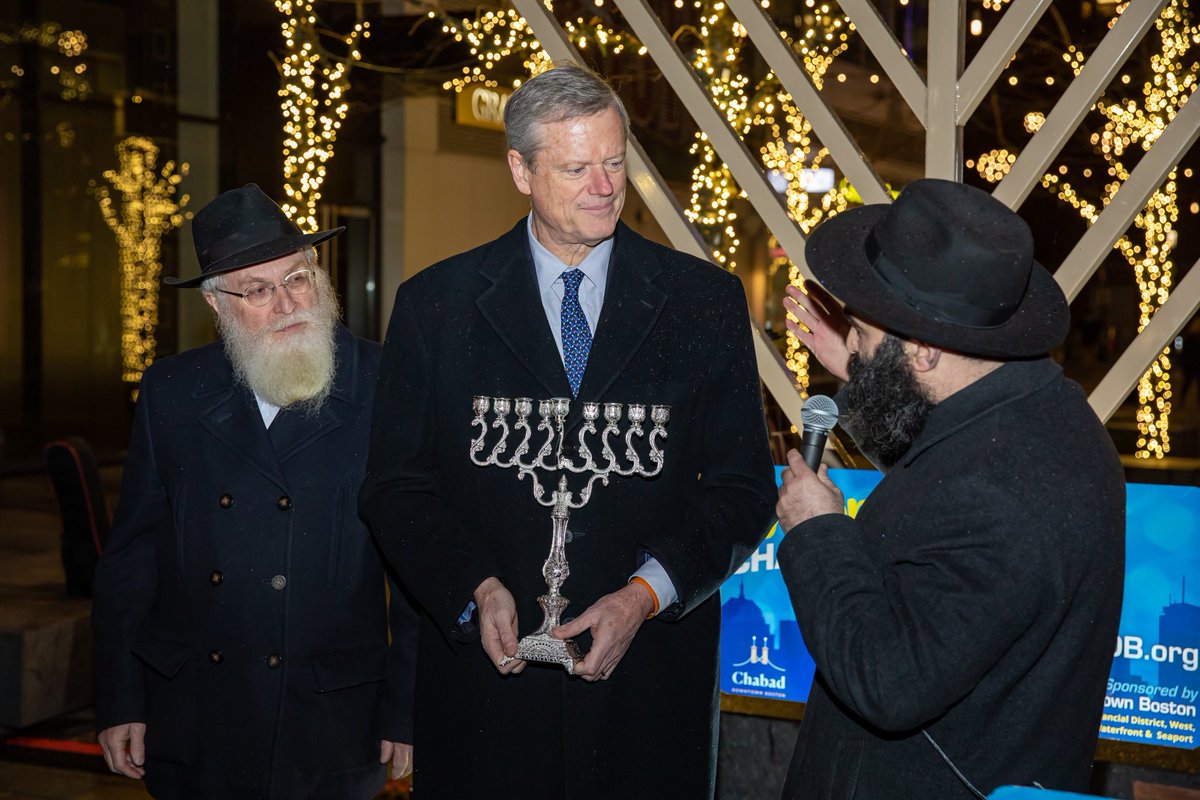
[217,269,315,308]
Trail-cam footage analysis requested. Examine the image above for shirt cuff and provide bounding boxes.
[630,558,678,617]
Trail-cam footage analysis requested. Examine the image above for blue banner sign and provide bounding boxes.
[719,469,1200,751]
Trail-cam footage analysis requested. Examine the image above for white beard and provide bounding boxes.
[217,273,340,413]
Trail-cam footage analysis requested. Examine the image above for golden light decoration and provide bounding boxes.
[650,0,852,392]
[93,137,190,392]
[275,1,367,233]
[771,237,813,393]
[429,0,660,94]
[0,21,90,100]
[684,2,754,271]
[681,0,851,272]
[1064,46,1086,77]
[1023,111,1045,133]
[975,148,1016,183]
[57,29,86,57]
[1031,0,1198,458]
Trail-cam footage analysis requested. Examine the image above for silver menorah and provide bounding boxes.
[469,395,669,673]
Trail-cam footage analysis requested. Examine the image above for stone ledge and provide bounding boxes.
[0,585,93,730]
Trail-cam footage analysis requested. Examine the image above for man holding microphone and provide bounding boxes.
[776,178,1124,798]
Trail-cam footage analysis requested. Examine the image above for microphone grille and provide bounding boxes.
[801,394,839,432]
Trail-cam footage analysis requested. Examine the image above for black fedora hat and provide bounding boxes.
[804,178,1068,359]
[165,183,344,288]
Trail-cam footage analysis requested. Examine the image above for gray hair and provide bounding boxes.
[504,63,630,167]
[200,247,319,299]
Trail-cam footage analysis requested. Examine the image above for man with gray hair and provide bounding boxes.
[93,184,418,799]
[361,63,775,797]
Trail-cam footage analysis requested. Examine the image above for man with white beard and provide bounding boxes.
[92,184,417,800]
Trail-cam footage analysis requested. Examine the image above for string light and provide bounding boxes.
[275,1,367,232]
[974,148,1017,183]
[1030,0,1198,458]
[434,9,568,91]
[93,137,189,393]
[0,21,90,100]
[680,0,852,392]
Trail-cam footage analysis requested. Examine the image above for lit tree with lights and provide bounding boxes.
[681,0,850,271]
[738,3,853,392]
[274,1,369,233]
[94,136,189,393]
[682,0,753,270]
[978,0,1199,458]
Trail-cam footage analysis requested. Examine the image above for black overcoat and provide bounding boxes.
[93,325,418,800]
[778,357,1125,798]
[359,219,777,799]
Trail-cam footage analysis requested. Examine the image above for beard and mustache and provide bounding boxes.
[841,333,936,469]
[216,268,340,415]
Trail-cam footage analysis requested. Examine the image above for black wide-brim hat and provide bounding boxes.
[165,183,344,288]
[805,178,1069,359]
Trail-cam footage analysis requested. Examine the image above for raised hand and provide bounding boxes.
[784,281,852,381]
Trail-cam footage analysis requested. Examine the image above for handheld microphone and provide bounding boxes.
[799,395,839,472]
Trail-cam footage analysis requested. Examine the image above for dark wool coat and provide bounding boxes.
[92,325,418,800]
[778,357,1125,798]
[359,219,777,799]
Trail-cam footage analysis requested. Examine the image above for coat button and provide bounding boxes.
[276,496,291,511]
[270,575,287,591]
[209,650,223,665]
[266,654,282,668]
[219,494,233,509]
[210,570,224,586]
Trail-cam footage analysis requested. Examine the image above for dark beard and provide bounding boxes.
[842,334,935,469]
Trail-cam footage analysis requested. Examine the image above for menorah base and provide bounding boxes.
[515,631,584,674]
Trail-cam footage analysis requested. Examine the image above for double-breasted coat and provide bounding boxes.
[93,325,417,800]
[778,358,1125,798]
[359,219,777,799]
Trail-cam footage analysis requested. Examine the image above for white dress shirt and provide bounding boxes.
[255,394,281,428]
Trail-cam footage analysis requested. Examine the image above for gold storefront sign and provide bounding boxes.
[455,86,511,131]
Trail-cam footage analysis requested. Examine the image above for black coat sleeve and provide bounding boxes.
[642,277,777,617]
[359,283,504,641]
[377,570,419,743]
[776,475,1050,732]
[92,368,167,731]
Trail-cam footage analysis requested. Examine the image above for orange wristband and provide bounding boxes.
[629,576,660,618]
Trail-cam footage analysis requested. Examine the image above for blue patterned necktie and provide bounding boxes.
[560,268,592,397]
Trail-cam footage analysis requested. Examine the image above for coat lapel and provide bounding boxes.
[193,347,290,492]
[475,220,573,399]
[267,402,346,462]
